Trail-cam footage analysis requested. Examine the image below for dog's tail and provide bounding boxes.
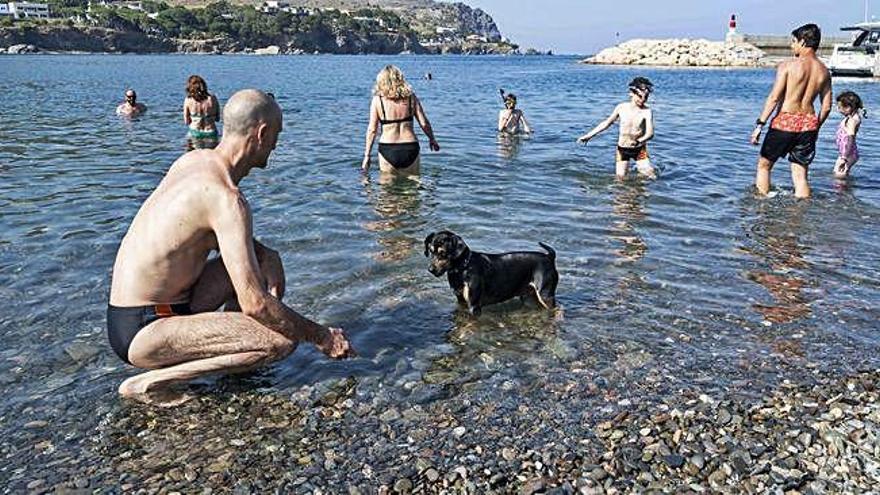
[538,242,556,261]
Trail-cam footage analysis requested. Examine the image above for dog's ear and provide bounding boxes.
[423,232,435,257]
[451,235,468,259]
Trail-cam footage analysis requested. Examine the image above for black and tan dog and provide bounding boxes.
[424,230,558,316]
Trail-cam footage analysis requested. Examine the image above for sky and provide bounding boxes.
[453,0,874,55]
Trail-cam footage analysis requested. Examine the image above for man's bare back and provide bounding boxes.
[777,55,830,115]
[107,89,354,407]
[752,23,832,199]
[110,151,232,306]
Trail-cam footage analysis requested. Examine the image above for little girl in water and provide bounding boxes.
[835,91,865,179]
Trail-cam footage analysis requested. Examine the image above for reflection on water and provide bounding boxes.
[186,135,219,151]
[609,180,649,264]
[743,201,813,324]
[497,132,524,160]
[362,173,423,263]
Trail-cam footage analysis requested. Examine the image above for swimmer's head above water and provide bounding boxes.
[125,89,137,103]
[504,93,517,109]
[373,65,413,100]
[186,74,210,101]
[628,77,653,106]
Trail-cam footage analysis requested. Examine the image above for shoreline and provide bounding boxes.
[5,358,879,492]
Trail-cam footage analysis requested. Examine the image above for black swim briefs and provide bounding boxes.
[760,128,818,166]
[616,144,649,162]
[107,303,191,364]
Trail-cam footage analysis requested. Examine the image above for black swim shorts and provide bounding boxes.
[107,303,191,364]
[760,128,818,166]
[616,144,649,162]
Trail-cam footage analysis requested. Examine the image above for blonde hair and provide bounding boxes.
[373,65,413,100]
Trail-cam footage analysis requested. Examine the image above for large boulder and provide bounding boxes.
[7,43,38,54]
[582,38,767,67]
[254,45,281,55]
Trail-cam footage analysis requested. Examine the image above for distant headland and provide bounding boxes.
[0,0,533,55]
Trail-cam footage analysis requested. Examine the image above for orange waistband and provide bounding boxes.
[770,112,819,133]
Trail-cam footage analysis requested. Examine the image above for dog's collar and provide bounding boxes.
[448,248,471,274]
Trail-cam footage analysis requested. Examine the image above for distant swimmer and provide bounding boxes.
[108,89,355,407]
[363,65,440,174]
[751,23,832,198]
[425,72,433,80]
[833,91,865,179]
[184,74,221,148]
[116,89,146,116]
[497,91,533,135]
[577,77,656,179]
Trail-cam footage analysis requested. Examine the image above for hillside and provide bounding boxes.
[1,0,515,54]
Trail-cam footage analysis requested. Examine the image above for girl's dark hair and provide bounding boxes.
[187,75,209,101]
[837,90,867,117]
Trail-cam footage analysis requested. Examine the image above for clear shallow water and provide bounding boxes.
[1,55,879,472]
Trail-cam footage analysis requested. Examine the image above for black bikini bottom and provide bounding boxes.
[378,141,420,169]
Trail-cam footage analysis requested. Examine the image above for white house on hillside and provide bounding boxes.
[4,2,51,19]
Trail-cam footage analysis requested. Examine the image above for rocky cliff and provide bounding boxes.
[0,25,174,52]
[0,0,512,55]
[0,24,425,54]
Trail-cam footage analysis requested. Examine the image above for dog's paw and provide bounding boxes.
[552,305,565,322]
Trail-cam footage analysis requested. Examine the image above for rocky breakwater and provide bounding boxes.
[583,38,768,67]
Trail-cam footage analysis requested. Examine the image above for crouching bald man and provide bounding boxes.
[107,89,354,406]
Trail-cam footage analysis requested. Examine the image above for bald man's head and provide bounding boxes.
[223,89,282,137]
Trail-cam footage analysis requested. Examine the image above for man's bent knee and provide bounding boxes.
[266,336,296,361]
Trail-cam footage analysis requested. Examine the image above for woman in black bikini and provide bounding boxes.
[362,65,440,174]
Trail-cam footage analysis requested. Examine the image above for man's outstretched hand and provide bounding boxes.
[318,327,356,359]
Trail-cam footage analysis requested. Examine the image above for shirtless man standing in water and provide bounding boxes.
[578,77,656,179]
[116,89,147,116]
[751,23,832,199]
[107,89,354,406]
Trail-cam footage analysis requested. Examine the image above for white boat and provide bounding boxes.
[829,22,880,77]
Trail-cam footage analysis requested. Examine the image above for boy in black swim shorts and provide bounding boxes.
[578,77,656,179]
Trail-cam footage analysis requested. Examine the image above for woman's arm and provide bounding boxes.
[183,98,191,126]
[362,96,379,171]
[578,105,619,143]
[212,94,221,122]
[414,95,439,151]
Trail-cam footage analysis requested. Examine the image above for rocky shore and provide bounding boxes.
[582,39,769,68]
[4,357,879,493]
[0,25,501,55]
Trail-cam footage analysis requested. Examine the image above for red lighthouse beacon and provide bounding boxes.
[726,13,743,43]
